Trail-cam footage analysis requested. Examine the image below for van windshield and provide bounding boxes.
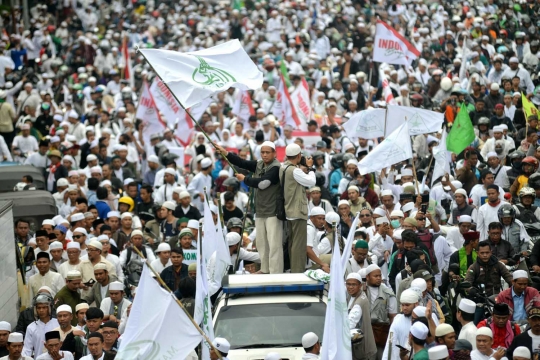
[214,302,326,350]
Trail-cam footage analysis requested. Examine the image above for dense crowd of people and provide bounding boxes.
[6,0,540,359]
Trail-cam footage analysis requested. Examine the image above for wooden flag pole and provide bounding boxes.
[136,48,239,174]
[131,246,224,360]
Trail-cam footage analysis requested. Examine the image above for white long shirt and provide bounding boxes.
[477,201,506,240]
[22,318,60,357]
[458,321,478,350]
[28,271,64,299]
[471,349,508,360]
[150,258,172,274]
[187,172,212,212]
[469,184,505,206]
[13,135,38,154]
[153,182,183,204]
[36,351,74,360]
[382,314,412,360]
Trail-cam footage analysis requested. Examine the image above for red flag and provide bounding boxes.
[121,37,134,88]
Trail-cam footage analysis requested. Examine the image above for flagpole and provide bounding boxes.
[216,192,226,230]
[130,246,224,360]
[136,48,239,174]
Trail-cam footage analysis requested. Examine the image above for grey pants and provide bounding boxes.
[255,216,284,274]
[287,219,308,273]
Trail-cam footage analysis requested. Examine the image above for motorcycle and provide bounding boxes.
[525,223,540,244]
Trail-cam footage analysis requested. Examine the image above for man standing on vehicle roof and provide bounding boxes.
[214,141,283,274]
[301,332,320,359]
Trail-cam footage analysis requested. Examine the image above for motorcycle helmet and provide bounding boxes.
[521,156,539,174]
[118,196,135,212]
[312,151,325,164]
[227,217,243,231]
[33,292,54,318]
[477,117,490,126]
[497,203,516,223]
[223,177,240,192]
[509,150,526,170]
[330,153,344,170]
[342,153,355,163]
[529,173,540,189]
[519,187,536,198]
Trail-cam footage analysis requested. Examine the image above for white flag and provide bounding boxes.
[116,264,202,360]
[203,197,232,297]
[386,105,444,136]
[194,232,214,360]
[373,20,420,66]
[320,227,352,360]
[136,81,167,142]
[342,109,386,140]
[431,130,451,186]
[358,121,413,175]
[340,213,360,270]
[140,40,263,109]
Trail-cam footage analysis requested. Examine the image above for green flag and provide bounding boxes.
[280,60,291,88]
[232,0,244,10]
[446,104,475,155]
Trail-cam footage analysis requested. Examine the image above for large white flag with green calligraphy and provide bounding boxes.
[116,264,202,360]
[139,40,263,109]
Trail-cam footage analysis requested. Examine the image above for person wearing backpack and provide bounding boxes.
[412,211,453,286]
[475,303,521,349]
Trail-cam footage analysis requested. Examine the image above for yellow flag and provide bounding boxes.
[522,93,538,118]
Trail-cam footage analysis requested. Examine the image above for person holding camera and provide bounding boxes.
[280,144,316,273]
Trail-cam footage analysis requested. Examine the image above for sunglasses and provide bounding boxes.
[73,235,84,239]
[360,214,371,218]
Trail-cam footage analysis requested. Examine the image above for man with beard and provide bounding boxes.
[366,264,397,359]
[382,289,420,360]
[346,240,377,275]
[346,273,377,360]
[435,324,456,354]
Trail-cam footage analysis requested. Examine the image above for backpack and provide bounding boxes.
[515,204,538,224]
[277,165,292,221]
[417,231,439,270]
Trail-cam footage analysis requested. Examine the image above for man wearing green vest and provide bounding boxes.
[448,231,479,278]
[280,143,316,273]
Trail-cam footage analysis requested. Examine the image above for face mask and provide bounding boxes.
[495,148,503,155]
[391,220,401,229]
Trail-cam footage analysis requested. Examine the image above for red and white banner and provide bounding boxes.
[290,78,310,131]
[232,89,255,123]
[373,20,420,66]
[382,77,396,106]
[137,81,167,142]
[151,78,207,147]
[121,37,134,88]
[273,74,301,129]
